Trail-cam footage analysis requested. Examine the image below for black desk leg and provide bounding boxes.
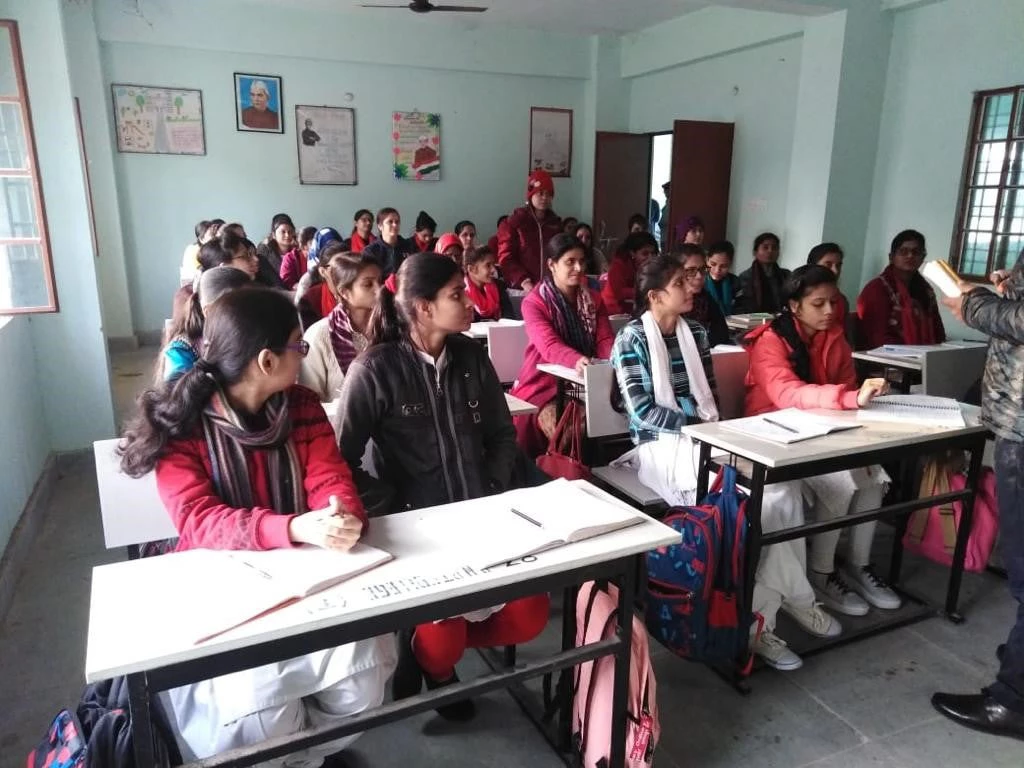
[127,672,158,767]
[738,464,767,686]
[557,584,578,752]
[609,559,637,767]
[695,441,713,502]
[945,438,986,622]
[888,458,917,584]
[555,379,566,421]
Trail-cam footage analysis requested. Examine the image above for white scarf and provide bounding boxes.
[640,311,719,422]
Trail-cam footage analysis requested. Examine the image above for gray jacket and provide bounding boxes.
[963,253,1024,441]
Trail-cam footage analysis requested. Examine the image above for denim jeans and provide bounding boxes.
[988,438,1024,712]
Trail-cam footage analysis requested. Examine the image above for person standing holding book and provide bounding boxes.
[932,249,1024,740]
[743,265,897,670]
[117,288,396,766]
[336,253,548,723]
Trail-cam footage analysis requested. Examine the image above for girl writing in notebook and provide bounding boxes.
[337,253,547,722]
[118,288,395,766]
[743,265,899,670]
[299,252,382,402]
[511,233,615,457]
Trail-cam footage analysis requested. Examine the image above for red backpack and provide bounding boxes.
[572,581,659,768]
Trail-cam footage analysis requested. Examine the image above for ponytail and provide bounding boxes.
[367,285,406,346]
[367,253,461,347]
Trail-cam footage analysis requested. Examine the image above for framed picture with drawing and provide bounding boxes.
[529,107,573,178]
[234,73,283,133]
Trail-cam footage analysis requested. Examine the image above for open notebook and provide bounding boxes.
[192,543,393,644]
[479,479,644,569]
[857,394,965,427]
[719,408,862,444]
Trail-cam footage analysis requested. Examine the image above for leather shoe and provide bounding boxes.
[931,692,1024,741]
[391,629,423,702]
[424,671,477,722]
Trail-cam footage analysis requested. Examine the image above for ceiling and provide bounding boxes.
[228,0,838,35]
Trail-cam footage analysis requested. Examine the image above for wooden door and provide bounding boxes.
[668,120,734,249]
[592,132,652,258]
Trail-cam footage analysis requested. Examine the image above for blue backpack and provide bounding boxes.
[644,465,752,669]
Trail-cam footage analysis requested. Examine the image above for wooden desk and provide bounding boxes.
[87,481,679,767]
[683,407,988,687]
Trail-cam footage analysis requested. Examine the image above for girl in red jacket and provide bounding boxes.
[497,169,563,290]
[117,288,395,765]
[744,265,900,669]
[601,231,659,316]
[511,233,615,457]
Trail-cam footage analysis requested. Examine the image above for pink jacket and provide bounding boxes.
[743,321,860,416]
[511,287,615,408]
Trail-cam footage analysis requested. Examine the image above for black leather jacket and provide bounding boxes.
[337,334,518,515]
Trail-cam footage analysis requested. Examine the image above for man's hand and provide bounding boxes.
[941,294,965,322]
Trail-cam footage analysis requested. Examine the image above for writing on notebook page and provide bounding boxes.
[857,395,965,427]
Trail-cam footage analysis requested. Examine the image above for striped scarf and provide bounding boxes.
[538,275,597,357]
[328,303,359,374]
[201,388,305,515]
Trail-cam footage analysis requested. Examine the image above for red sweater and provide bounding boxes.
[601,253,636,315]
[497,205,562,288]
[155,385,366,551]
[856,267,946,349]
[744,322,860,416]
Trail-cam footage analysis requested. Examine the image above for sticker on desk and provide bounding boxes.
[360,565,482,603]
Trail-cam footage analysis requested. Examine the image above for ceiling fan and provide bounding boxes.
[360,0,487,13]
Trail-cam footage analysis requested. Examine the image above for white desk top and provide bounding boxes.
[726,314,774,331]
[463,319,525,340]
[93,439,178,549]
[85,480,679,682]
[505,393,538,416]
[852,351,923,371]
[537,362,589,386]
[682,406,986,469]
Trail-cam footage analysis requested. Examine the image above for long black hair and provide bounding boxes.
[368,253,462,346]
[165,266,252,349]
[807,242,843,265]
[767,264,837,383]
[750,231,781,309]
[546,232,585,266]
[119,288,300,477]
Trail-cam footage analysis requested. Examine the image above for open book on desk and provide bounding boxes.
[719,408,862,445]
[479,479,644,569]
[192,543,393,644]
[857,394,965,427]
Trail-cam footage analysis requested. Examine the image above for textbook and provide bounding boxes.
[719,408,862,444]
[921,260,964,298]
[479,479,644,569]
[857,394,965,427]
[193,543,393,643]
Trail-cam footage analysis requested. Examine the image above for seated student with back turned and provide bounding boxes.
[857,229,946,350]
[510,234,615,458]
[677,243,731,346]
[705,240,742,318]
[611,253,719,505]
[601,231,659,316]
[300,252,382,402]
[736,232,790,314]
[118,288,396,767]
[336,254,546,722]
[743,265,899,669]
[464,245,514,321]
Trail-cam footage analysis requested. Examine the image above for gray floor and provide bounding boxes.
[0,348,1020,767]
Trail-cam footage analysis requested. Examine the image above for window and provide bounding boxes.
[951,85,1024,278]
[0,20,57,314]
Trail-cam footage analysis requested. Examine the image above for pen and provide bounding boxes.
[511,507,543,528]
[763,417,799,434]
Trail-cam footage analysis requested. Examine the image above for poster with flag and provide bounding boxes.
[392,111,441,181]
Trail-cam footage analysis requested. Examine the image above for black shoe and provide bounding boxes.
[931,692,1024,741]
[424,671,477,722]
[997,644,1006,663]
[391,629,423,702]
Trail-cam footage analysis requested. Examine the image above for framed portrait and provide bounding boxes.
[234,72,283,134]
[529,106,573,178]
[296,105,357,185]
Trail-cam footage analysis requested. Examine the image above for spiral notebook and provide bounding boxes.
[857,395,965,427]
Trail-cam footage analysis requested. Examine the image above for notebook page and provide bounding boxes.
[857,395,965,427]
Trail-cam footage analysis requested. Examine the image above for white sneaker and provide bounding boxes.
[843,564,902,610]
[751,629,803,671]
[782,601,843,638]
[809,570,870,617]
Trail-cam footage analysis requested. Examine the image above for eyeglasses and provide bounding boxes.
[896,246,926,258]
[286,340,310,358]
[683,266,708,280]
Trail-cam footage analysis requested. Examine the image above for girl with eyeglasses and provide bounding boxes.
[676,243,731,346]
[118,288,395,765]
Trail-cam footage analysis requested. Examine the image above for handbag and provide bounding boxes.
[536,400,591,481]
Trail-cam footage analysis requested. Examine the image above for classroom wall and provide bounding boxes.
[91,0,591,335]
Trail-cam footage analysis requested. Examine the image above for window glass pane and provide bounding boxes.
[980,93,1013,142]
[993,233,1024,273]
[0,176,39,238]
[972,141,1006,186]
[0,27,17,98]
[1015,90,1024,138]
[0,242,47,309]
[996,189,1024,235]
[0,103,27,170]
[1007,140,1023,188]
[965,187,999,231]
[959,230,989,277]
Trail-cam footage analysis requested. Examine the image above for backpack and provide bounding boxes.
[903,459,998,573]
[572,580,659,768]
[27,710,87,768]
[645,465,752,668]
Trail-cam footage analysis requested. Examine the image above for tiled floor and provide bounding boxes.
[0,348,1019,767]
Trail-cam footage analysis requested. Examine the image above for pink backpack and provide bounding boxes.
[902,461,998,573]
[572,581,659,768]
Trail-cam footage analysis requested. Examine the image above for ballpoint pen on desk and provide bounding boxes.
[511,507,543,528]
[762,417,799,434]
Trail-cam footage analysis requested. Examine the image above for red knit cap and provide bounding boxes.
[434,233,462,255]
[526,169,555,200]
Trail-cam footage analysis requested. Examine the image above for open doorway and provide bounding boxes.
[649,132,672,248]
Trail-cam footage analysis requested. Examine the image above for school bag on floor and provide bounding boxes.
[903,457,998,573]
[645,465,752,669]
[572,580,659,768]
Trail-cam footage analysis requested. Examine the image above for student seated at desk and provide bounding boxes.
[299,252,381,401]
[160,266,251,382]
[297,235,345,331]
[856,229,946,350]
[705,240,742,317]
[118,288,396,767]
[337,253,547,722]
[464,245,514,321]
[610,253,719,504]
[744,265,900,670]
[601,231,659,316]
[511,234,615,457]
[807,242,856,345]
[677,243,731,346]
[736,232,790,314]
